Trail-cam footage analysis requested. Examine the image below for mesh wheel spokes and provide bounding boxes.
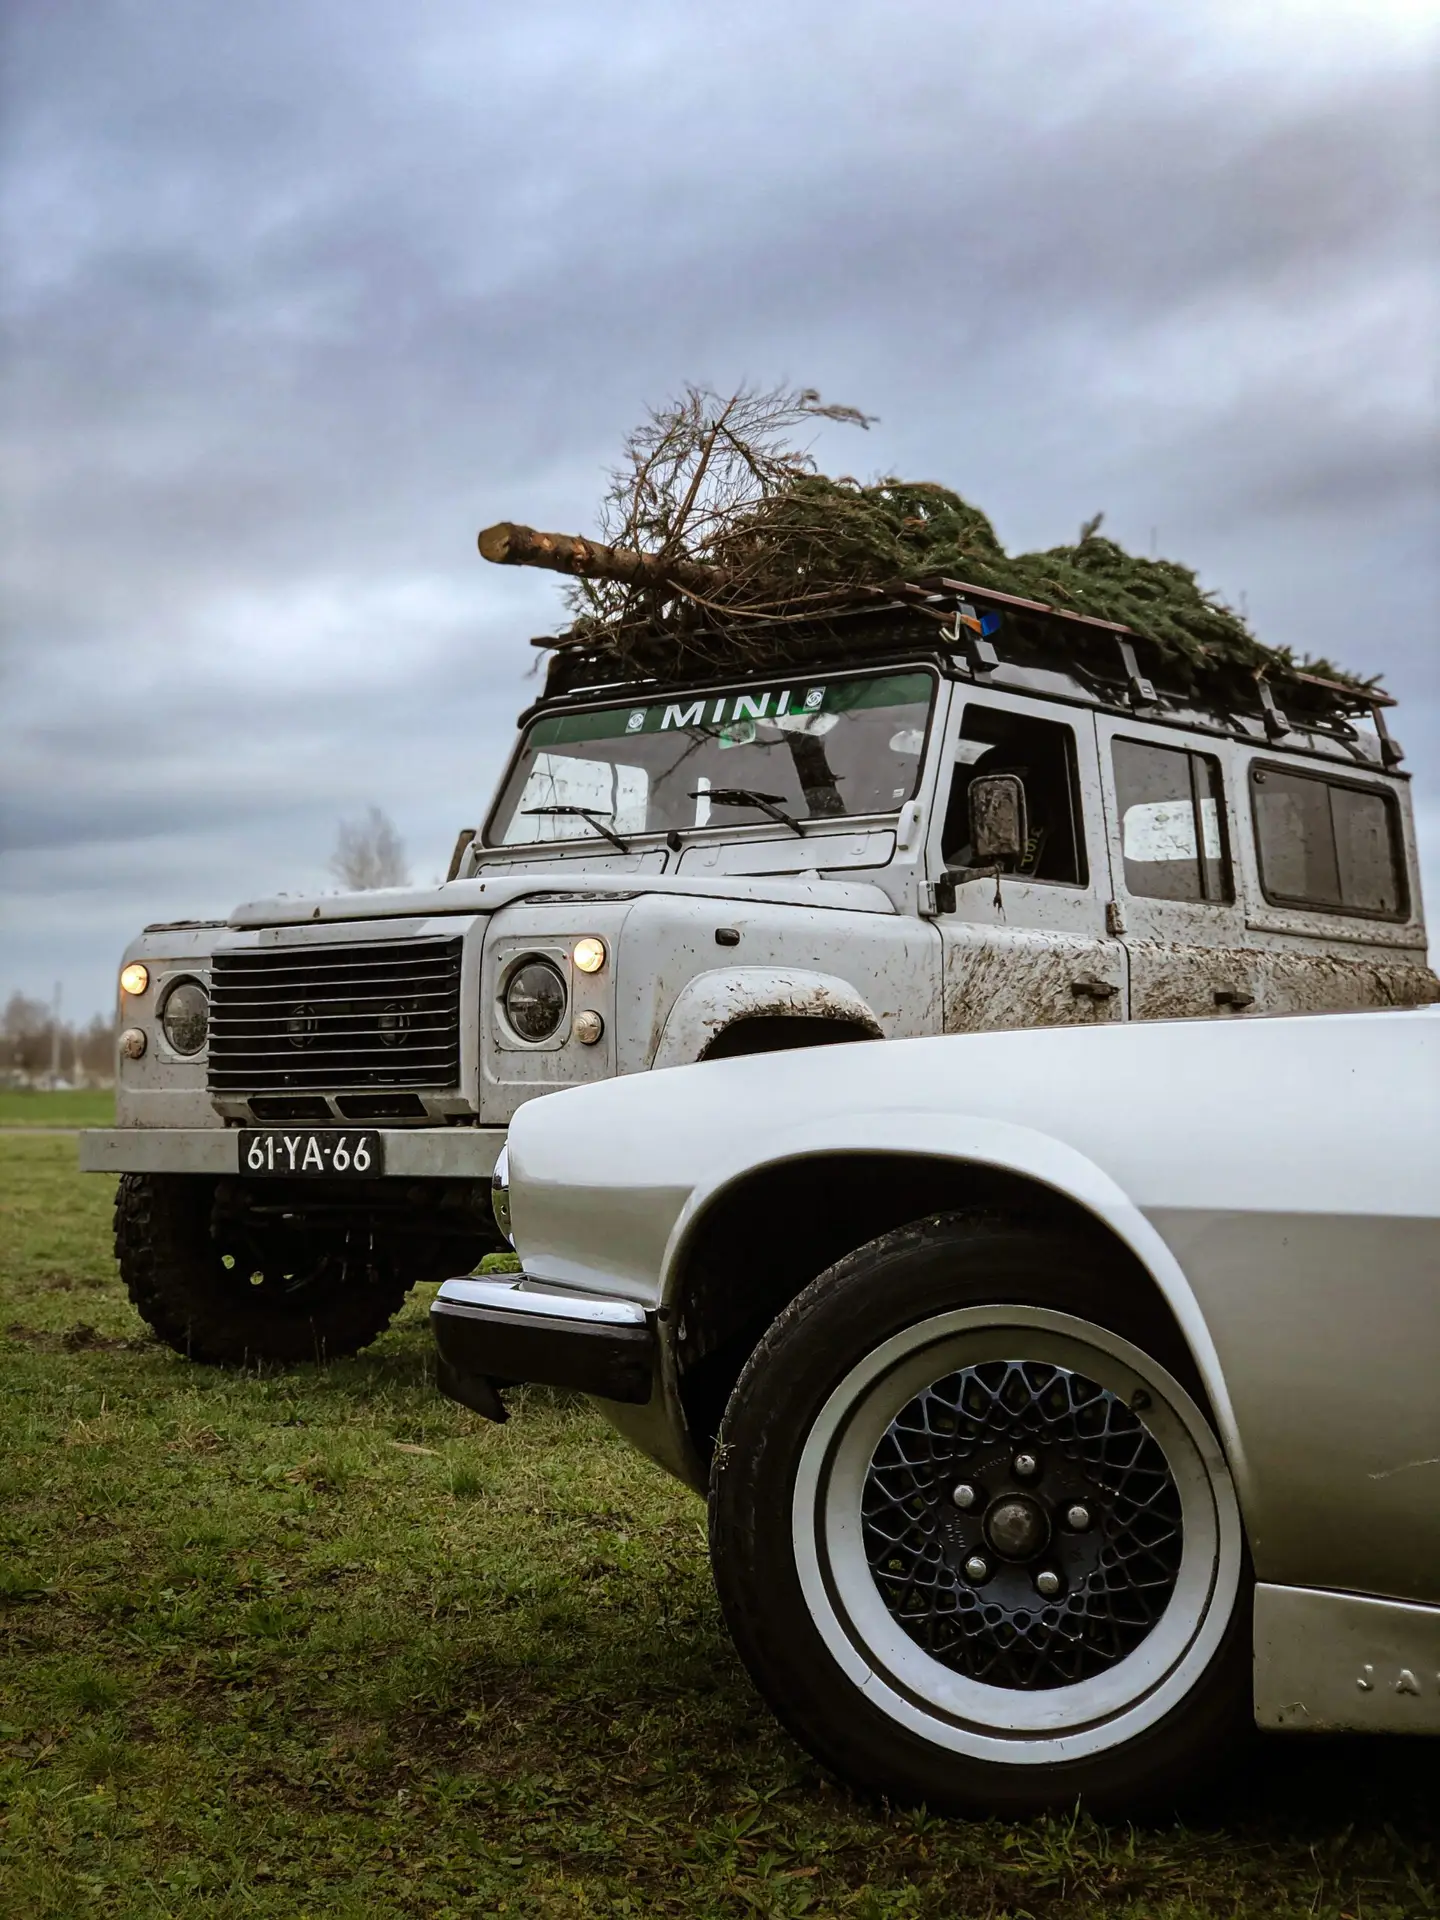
[861,1359,1183,1690]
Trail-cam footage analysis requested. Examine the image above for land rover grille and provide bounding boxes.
[208,938,463,1093]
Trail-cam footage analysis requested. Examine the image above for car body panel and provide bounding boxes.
[496,1009,1439,1605]
[1254,1585,1440,1733]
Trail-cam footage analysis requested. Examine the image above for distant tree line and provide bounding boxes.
[2,809,411,1091]
[2,992,116,1087]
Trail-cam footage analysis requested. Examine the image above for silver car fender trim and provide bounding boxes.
[1254,1585,1440,1733]
[431,1274,655,1410]
[434,1275,648,1326]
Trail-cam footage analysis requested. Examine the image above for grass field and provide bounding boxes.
[1,1136,1435,1917]
[0,1088,115,1129]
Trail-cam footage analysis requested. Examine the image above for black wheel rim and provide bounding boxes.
[212,1226,385,1314]
[862,1359,1184,1690]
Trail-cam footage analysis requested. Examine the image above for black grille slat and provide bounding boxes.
[209,938,463,1092]
[208,965,459,992]
[208,990,453,1006]
[208,1021,456,1036]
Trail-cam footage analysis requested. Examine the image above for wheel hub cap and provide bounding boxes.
[861,1358,1184,1690]
[984,1493,1049,1562]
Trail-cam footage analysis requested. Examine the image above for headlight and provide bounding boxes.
[572,936,606,974]
[491,1145,512,1244]
[120,962,149,997]
[160,979,210,1055]
[503,958,567,1042]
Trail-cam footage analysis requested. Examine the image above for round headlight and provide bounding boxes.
[503,958,567,1042]
[120,962,149,997]
[572,936,606,974]
[160,979,210,1055]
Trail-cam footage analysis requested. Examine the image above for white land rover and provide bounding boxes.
[81,596,1436,1364]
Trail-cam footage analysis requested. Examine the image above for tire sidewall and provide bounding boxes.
[708,1217,1253,1817]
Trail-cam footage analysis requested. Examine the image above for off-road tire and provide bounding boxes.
[115,1173,420,1365]
[708,1214,1252,1817]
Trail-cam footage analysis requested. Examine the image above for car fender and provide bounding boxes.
[657,1108,1251,1504]
[651,966,885,1068]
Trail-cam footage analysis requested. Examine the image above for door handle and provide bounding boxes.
[1070,976,1118,1001]
[1213,987,1255,1010]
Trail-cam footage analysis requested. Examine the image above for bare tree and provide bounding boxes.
[329,806,411,890]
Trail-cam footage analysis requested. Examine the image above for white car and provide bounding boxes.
[431,1009,1440,1814]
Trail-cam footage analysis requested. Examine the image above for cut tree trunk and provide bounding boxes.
[477,522,720,595]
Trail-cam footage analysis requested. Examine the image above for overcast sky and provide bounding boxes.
[2,0,1437,1018]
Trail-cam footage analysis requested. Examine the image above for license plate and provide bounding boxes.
[239,1129,384,1177]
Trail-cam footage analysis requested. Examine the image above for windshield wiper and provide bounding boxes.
[692,788,805,837]
[523,805,631,854]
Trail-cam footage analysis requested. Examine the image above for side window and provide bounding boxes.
[942,706,1087,885]
[1250,765,1406,918]
[1112,739,1231,903]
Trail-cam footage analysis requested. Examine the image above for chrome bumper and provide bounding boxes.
[78,1127,507,1179]
[431,1274,656,1419]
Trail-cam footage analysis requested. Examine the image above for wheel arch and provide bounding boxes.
[662,1136,1246,1500]
[651,966,885,1069]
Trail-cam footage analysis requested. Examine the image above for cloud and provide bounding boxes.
[2,0,1437,1013]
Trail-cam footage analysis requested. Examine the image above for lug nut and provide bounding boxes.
[951,1483,978,1511]
[1035,1569,1062,1598]
[963,1554,990,1584]
[1066,1503,1092,1532]
[1012,1452,1040,1480]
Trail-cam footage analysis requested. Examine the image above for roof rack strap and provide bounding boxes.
[1256,680,1291,739]
[1116,638,1156,708]
[1371,701,1404,767]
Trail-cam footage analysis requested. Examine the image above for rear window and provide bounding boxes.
[1250,764,1406,918]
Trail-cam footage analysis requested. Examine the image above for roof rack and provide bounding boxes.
[532,572,1393,748]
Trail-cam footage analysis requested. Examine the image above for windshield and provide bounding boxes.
[486,669,936,847]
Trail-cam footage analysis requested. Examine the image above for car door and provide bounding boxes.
[932,689,1125,1032]
[1093,715,1256,1020]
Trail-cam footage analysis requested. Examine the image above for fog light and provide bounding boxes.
[120,962,149,997]
[574,1010,604,1045]
[119,1027,147,1060]
[572,936,606,974]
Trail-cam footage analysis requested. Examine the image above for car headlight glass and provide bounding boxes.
[160,979,210,1055]
[503,958,567,1042]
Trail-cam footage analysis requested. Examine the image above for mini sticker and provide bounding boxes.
[804,686,826,711]
[626,709,646,732]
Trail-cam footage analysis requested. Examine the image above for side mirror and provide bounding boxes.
[968,773,1028,866]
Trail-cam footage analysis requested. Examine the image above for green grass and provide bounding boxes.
[0,1136,1435,1918]
[0,1088,114,1129]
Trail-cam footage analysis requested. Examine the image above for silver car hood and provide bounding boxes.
[228,868,896,929]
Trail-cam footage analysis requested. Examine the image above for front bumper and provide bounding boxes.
[79,1127,507,1179]
[431,1274,656,1419]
